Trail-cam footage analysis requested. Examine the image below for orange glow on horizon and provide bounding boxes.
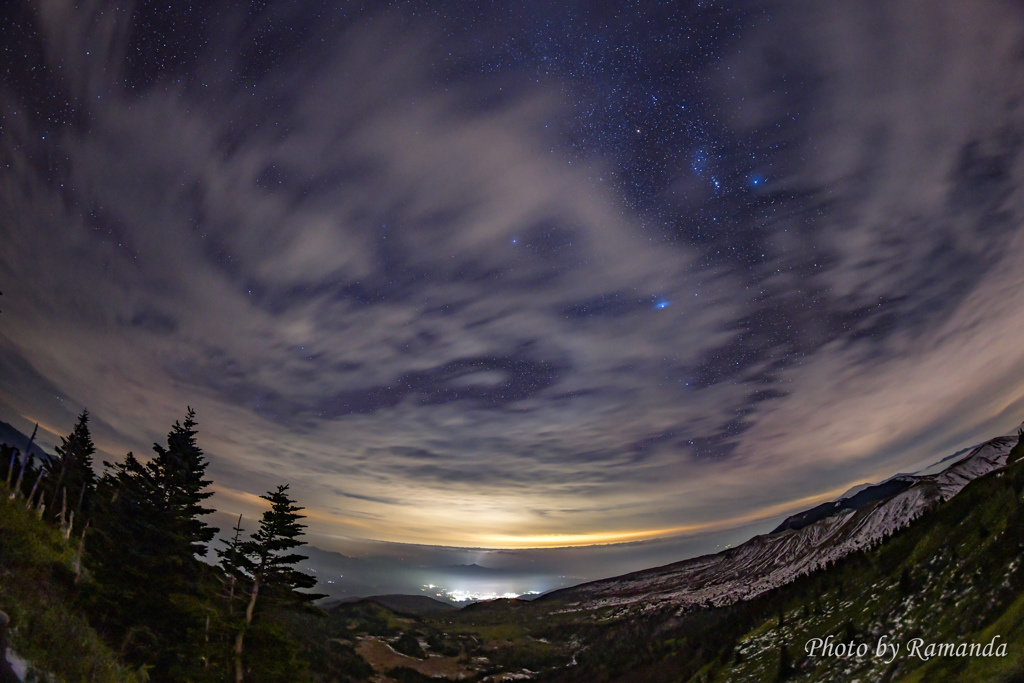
[210,482,858,550]
[471,485,852,548]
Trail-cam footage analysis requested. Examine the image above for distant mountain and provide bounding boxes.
[439,563,502,576]
[360,594,457,615]
[835,442,984,503]
[300,545,428,598]
[770,475,916,533]
[542,430,1018,614]
[0,420,52,459]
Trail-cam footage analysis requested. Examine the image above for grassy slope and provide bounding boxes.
[692,454,1024,683]
[0,483,141,682]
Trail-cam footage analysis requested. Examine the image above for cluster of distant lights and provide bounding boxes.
[309,568,541,602]
[423,584,542,603]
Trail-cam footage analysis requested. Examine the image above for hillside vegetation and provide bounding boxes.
[1,409,324,682]
[0,482,141,682]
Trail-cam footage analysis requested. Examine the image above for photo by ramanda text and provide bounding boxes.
[805,634,1007,664]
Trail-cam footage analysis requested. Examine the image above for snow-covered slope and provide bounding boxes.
[545,434,1017,615]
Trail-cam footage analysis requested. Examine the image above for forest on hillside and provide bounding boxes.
[0,409,325,682]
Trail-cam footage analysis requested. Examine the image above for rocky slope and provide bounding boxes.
[544,432,1018,615]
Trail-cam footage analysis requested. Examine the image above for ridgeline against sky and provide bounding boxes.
[2,0,1024,555]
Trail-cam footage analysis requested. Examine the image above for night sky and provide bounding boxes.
[3,0,1024,584]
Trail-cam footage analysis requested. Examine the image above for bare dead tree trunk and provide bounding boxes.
[73,521,89,584]
[11,453,32,500]
[11,425,38,497]
[233,628,244,682]
[74,481,86,520]
[58,487,67,529]
[49,457,68,516]
[226,514,243,612]
[234,573,261,683]
[204,613,210,669]
[26,424,38,453]
[243,574,259,627]
[26,469,46,511]
[4,449,16,488]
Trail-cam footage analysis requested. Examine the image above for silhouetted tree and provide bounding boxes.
[87,408,220,679]
[226,485,319,682]
[218,514,248,614]
[1009,427,1024,465]
[42,411,96,532]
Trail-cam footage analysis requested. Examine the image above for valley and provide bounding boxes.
[279,429,1024,682]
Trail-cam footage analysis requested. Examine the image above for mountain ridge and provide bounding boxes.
[539,431,1018,615]
[0,420,53,460]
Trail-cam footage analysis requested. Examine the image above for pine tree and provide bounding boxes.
[242,486,318,603]
[150,408,218,559]
[43,410,97,532]
[89,451,163,659]
[87,408,220,679]
[226,485,320,682]
[218,514,248,614]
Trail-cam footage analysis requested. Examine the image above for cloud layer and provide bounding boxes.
[2,0,1024,558]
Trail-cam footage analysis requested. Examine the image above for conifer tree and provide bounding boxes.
[218,514,248,614]
[43,410,97,530]
[226,485,319,682]
[87,408,220,679]
[149,407,218,562]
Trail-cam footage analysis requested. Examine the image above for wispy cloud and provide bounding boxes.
[1,0,1023,557]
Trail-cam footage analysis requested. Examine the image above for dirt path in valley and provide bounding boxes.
[356,635,476,680]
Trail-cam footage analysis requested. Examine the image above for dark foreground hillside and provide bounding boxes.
[0,483,141,682]
[1,410,327,682]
